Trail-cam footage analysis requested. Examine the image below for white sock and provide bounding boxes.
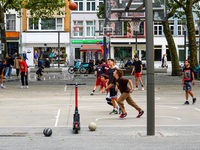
[186,100,188,101]
[114,108,117,111]
[1,84,3,87]
[193,97,195,99]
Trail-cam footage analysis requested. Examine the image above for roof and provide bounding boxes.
[80,45,103,52]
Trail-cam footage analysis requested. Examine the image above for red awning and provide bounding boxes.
[80,45,103,52]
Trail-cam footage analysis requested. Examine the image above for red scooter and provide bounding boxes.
[67,82,86,134]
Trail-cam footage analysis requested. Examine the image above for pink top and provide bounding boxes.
[100,79,109,92]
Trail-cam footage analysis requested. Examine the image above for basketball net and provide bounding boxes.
[129,21,141,32]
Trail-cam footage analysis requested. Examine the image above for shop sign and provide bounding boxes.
[71,40,107,44]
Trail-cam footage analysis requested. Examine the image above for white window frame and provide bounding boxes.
[86,0,95,11]
[27,18,64,31]
[73,21,83,37]
[154,22,163,36]
[177,21,186,36]
[99,0,103,7]
[6,14,16,31]
[74,0,83,11]
[86,21,95,37]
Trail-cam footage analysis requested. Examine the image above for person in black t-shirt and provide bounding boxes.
[0,60,7,89]
[131,55,144,90]
[90,62,104,95]
[36,66,45,81]
[182,60,196,105]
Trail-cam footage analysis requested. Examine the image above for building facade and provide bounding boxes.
[22,0,71,67]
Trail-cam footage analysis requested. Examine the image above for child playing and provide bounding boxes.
[106,69,144,118]
[36,66,45,81]
[0,60,7,89]
[182,60,197,105]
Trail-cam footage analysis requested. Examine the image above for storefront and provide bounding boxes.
[71,39,104,63]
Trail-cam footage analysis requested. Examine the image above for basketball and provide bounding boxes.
[43,128,52,137]
[88,122,97,131]
[69,2,77,11]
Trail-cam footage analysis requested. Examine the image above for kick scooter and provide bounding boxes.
[67,82,86,134]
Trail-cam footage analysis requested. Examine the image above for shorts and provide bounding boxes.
[110,88,117,98]
[34,59,38,65]
[36,72,43,76]
[183,81,192,91]
[95,77,101,86]
[135,72,142,78]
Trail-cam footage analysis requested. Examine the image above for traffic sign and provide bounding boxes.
[0,43,5,51]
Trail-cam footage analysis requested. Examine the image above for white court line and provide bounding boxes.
[195,108,200,111]
[96,116,181,121]
[55,109,60,127]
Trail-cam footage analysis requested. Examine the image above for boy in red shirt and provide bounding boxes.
[106,69,144,118]
[18,56,29,89]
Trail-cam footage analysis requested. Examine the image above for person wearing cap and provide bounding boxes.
[36,66,45,81]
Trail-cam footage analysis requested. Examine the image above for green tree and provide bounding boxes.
[174,0,199,69]
[0,0,66,59]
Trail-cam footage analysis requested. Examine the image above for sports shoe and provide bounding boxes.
[9,77,12,79]
[134,87,138,90]
[137,110,144,118]
[193,98,197,104]
[119,108,122,114]
[3,76,7,79]
[90,92,94,95]
[141,87,144,91]
[1,86,6,89]
[21,86,25,89]
[26,86,29,89]
[109,110,118,114]
[119,113,127,118]
[184,101,189,105]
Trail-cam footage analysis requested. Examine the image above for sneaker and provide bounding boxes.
[193,98,197,104]
[1,86,6,89]
[119,108,122,114]
[141,87,144,91]
[184,101,189,105]
[137,110,144,118]
[21,86,25,89]
[3,76,7,79]
[134,87,138,90]
[90,92,94,95]
[119,113,127,118]
[9,77,12,79]
[109,110,118,114]
[107,101,113,106]
[26,86,29,89]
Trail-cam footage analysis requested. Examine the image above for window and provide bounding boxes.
[99,0,103,6]
[141,50,146,60]
[86,21,95,36]
[154,45,162,61]
[166,46,171,61]
[74,0,83,11]
[28,18,39,30]
[87,0,95,11]
[178,21,186,35]
[195,20,199,35]
[75,48,80,59]
[99,20,104,36]
[178,45,184,61]
[6,14,16,31]
[169,21,174,35]
[28,18,63,30]
[114,47,132,60]
[154,22,162,35]
[73,21,83,36]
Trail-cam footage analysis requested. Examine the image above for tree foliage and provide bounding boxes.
[0,0,66,58]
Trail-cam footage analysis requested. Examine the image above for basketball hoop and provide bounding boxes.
[105,33,113,37]
[129,21,141,32]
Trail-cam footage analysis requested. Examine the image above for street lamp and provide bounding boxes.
[0,23,6,62]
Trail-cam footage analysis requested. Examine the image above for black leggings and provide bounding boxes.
[21,72,28,86]
[16,69,20,77]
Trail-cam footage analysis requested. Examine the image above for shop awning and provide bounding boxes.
[80,45,103,52]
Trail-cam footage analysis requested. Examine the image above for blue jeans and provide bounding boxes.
[5,66,12,77]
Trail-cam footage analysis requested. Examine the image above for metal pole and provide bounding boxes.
[136,31,138,53]
[58,31,60,68]
[103,36,107,60]
[103,0,107,60]
[145,0,155,136]
[20,9,22,55]
[109,36,111,59]
[199,19,200,64]
[184,30,186,61]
